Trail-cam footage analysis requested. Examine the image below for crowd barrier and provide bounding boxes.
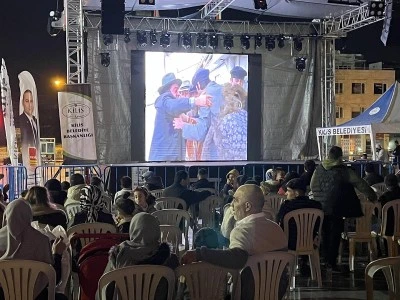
[1,160,391,200]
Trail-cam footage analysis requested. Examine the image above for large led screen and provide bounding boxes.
[145,52,248,161]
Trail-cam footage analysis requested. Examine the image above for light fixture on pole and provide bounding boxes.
[266,35,275,51]
[136,31,147,47]
[100,52,110,67]
[196,33,207,49]
[208,33,218,49]
[223,34,234,50]
[295,57,307,72]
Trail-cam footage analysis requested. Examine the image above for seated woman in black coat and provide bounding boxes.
[68,185,115,228]
[25,186,68,229]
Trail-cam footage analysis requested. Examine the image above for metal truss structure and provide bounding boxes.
[65,0,84,84]
[200,0,236,19]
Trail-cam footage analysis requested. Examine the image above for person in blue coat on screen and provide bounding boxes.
[173,68,223,161]
[149,73,212,161]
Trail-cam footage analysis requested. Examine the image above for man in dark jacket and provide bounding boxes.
[163,170,211,207]
[363,162,384,186]
[310,146,376,271]
[299,160,316,186]
[191,168,214,190]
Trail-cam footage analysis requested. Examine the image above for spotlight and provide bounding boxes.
[223,34,234,50]
[368,1,385,17]
[100,52,110,67]
[124,28,131,43]
[47,10,63,37]
[266,35,275,51]
[103,34,113,46]
[295,57,307,72]
[136,31,147,47]
[293,36,303,52]
[208,33,218,49]
[240,34,251,50]
[254,0,267,9]
[277,34,285,48]
[160,31,170,48]
[182,32,192,49]
[150,30,157,46]
[196,33,207,49]
[255,33,263,48]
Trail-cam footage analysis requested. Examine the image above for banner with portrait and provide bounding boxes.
[58,84,97,164]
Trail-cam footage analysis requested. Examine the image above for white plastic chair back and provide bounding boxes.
[371,182,387,194]
[195,188,217,195]
[0,259,56,300]
[150,189,164,199]
[155,197,187,210]
[98,265,176,300]
[67,222,117,247]
[160,225,181,254]
[264,194,284,220]
[237,252,295,300]
[176,262,238,300]
[365,256,400,300]
[66,204,81,221]
[199,195,223,228]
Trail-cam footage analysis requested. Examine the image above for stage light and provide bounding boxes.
[100,52,110,67]
[196,33,207,49]
[254,0,267,9]
[103,34,113,46]
[277,34,285,48]
[208,33,218,49]
[295,57,307,72]
[160,31,170,48]
[293,36,303,52]
[223,34,234,50]
[266,35,275,51]
[181,32,192,49]
[368,1,385,17]
[124,28,131,43]
[47,10,63,37]
[255,33,263,48]
[240,34,251,50]
[136,31,147,47]
[150,30,157,45]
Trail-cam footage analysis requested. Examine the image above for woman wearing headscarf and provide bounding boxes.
[102,213,179,299]
[0,199,66,300]
[68,185,114,228]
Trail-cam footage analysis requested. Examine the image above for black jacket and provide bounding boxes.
[68,210,115,228]
[363,173,384,186]
[163,183,211,206]
[191,178,214,190]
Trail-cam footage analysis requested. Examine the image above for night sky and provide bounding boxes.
[0,1,399,145]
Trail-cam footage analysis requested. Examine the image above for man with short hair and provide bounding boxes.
[142,170,164,191]
[163,170,211,207]
[299,160,316,186]
[64,173,86,207]
[114,176,133,202]
[311,146,376,271]
[191,168,213,189]
[363,162,384,186]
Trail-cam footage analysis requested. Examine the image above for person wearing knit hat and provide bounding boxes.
[230,66,247,88]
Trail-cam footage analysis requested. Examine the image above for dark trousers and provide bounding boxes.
[322,215,344,267]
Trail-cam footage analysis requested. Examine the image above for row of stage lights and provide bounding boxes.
[103,29,305,52]
[100,30,307,71]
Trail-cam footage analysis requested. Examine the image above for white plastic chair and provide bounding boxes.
[98,265,176,300]
[67,222,117,248]
[152,209,191,250]
[338,202,380,271]
[160,225,181,254]
[66,204,81,221]
[0,259,56,300]
[235,251,295,300]
[198,195,223,228]
[283,208,324,288]
[264,194,285,221]
[380,199,400,256]
[371,182,387,194]
[150,189,164,199]
[176,262,238,300]
[155,197,187,210]
[365,256,400,300]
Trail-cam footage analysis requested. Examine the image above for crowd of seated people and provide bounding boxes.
[0,156,398,300]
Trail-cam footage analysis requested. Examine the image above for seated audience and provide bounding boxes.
[193,227,220,249]
[363,162,384,186]
[182,184,288,300]
[277,171,300,195]
[64,173,86,208]
[91,176,113,211]
[25,186,68,229]
[378,174,400,236]
[61,181,70,192]
[133,186,156,214]
[222,169,240,196]
[191,168,214,190]
[114,176,133,202]
[299,160,316,186]
[142,171,164,191]
[163,171,211,207]
[45,179,67,206]
[0,199,67,300]
[68,185,114,228]
[264,168,285,193]
[114,194,136,233]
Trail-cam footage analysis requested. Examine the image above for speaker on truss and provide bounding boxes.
[381,0,400,46]
[101,0,125,35]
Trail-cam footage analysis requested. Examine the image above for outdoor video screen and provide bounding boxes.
[145,52,248,161]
